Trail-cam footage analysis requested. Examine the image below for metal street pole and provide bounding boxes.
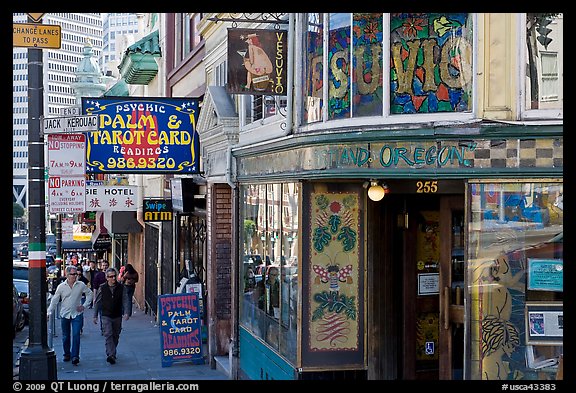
[55,213,63,270]
[19,14,58,380]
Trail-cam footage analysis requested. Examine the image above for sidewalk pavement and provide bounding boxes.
[14,305,230,381]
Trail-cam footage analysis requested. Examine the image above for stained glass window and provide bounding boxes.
[390,13,472,114]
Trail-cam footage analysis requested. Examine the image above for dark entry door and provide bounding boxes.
[397,193,464,380]
[369,181,464,380]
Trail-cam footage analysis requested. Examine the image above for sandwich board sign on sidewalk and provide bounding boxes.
[158,293,204,367]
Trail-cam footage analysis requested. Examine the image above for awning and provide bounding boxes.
[104,211,142,234]
[62,240,94,252]
[118,30,161,85]
[91,212,112,250]
[104,79,129,97]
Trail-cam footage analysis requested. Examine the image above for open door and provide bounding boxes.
[398,194,464,379]
[369,181,465,380]
[438,196,465,380]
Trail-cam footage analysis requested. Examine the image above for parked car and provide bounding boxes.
[46,243,57,258]
[13,261,29,280]
[13,278,30,323]
[18,243,28,261]
[13,283,25,337]
[13,265,54,325]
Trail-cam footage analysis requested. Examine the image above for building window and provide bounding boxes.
[239,183,299,363]
[244,95,287,125]
[175,13,203,64]
[540,52,559,101]
[524,13,563,115]
[303,13,473,125]
[467,181,563,380]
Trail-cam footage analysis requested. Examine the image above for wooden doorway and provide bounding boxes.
[368,182,464,380]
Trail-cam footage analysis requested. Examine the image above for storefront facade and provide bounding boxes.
[235,128,562,380]
[191,12,564,379]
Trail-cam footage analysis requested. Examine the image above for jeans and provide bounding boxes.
[60,313,83,359]
[125,285,135,315]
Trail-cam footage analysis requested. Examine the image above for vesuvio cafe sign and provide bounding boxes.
[82,97,200,174]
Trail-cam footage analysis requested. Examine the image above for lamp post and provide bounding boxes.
[18,14,57,380]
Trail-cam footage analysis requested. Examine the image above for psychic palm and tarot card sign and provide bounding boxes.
[158,293,203,367]
[82,97,200,174]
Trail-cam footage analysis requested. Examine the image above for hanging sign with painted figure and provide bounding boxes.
[82,97,200,174]
[227,28,288,95]
[85,185,139,211]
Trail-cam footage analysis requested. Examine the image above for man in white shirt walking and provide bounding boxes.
[47,265,93,365]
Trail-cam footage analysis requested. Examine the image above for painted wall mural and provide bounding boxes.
[309,192,360,351]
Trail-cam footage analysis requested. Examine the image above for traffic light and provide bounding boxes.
[536,17,553,49]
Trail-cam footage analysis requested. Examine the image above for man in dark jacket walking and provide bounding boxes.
[92,267,131,364]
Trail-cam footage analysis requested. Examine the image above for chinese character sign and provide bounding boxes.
[82,97,200,173]
[158,293,203,367]
[85,185,138,211]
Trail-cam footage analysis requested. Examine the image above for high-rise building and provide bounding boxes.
[12,13,103,209]
[100,13,139,77]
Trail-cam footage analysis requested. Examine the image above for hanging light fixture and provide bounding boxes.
[367,180,388,202]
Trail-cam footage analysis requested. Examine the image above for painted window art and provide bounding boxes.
[390,13,473,114]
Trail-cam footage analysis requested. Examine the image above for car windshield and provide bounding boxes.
[13,280,28,293]
[13,267,29,280]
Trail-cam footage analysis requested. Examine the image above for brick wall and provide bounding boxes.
[208,183,232,355]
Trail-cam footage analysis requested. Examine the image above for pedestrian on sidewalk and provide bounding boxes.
[91,260,109,333]
[93,267,131,365]
[47,265,93,366]
[118,263,139,315]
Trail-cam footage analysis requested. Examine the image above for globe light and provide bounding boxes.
[368,181,385,201]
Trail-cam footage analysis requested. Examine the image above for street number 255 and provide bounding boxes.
[416,180,438,193]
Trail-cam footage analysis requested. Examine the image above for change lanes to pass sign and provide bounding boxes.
[47,134,86,176]
[48,176,86,213]
[13,23,61,49]
[43,114,99,133]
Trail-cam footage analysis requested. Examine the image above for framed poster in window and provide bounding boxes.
[525,302,563,345]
